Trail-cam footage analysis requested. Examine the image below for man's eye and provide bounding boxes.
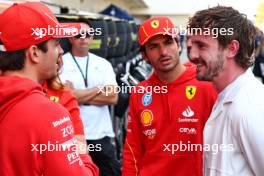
[165,40,174,45]
[197,43,205,49]
[55,40,61,46]
[148,45,157,49]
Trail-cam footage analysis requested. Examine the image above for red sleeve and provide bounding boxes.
[40,122,99,176]
[32,100,99,176]
[60,89,85,135]
[122,91,144,176]
[79,154,99,175]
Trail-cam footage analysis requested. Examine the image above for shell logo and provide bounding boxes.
[140,110,153,126]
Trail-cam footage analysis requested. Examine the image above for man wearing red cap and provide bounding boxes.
[122,16,217,176]
[0,2,98,176]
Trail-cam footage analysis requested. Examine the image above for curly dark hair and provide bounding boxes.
[187,6,256,69]
[0,40,48,71]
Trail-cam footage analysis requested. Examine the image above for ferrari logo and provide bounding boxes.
[150,20,159,28]
[50,96,59,102]
[186,86,197,100]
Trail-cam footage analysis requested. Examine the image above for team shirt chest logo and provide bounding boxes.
[182,106,194,117]
[150,20,159,28]
[142,92,152,106]
[141,109,156,139]
[178,106,198,123]
[50,96,59,102]
[143,129,156,140]
[140,109,153,126]
[185,86,197,100]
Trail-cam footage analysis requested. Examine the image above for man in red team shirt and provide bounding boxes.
[42,55,86,153]
[0,2,98,176]
[122,16,217,176]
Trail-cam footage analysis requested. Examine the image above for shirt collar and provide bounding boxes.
[218,69,253,103]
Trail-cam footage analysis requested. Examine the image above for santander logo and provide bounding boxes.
[182,106,194,118]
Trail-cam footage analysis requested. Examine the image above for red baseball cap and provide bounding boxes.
[138,16,176,46]
[0,2,81,51]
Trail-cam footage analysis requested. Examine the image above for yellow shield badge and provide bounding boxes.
[50,96,59,102]
[150,20,159,28]
[185,86,197,100]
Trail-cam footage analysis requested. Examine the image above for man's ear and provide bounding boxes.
[227,40,239,58]
[26,45,41,64]
[69,37,74,44]
[141,51,149,62]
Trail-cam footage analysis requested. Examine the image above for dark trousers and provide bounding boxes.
[87,136,121,176]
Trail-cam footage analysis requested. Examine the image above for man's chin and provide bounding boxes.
[47,70,58,80]
[196,73,212,81]
[159,66,175,73]
[77,48,89,52]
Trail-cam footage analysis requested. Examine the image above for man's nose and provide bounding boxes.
[58,44,64,55]
[187,42,199,62]
[159,45,168,56]
[188,47,197,63]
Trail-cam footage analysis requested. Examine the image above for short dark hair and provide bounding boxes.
[187,6,256,69]
[0,40,48,71]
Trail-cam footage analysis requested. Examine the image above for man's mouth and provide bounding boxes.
[159,57,171,65]
[196,62,206,72]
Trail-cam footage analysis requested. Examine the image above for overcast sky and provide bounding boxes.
[143,0,261,21]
